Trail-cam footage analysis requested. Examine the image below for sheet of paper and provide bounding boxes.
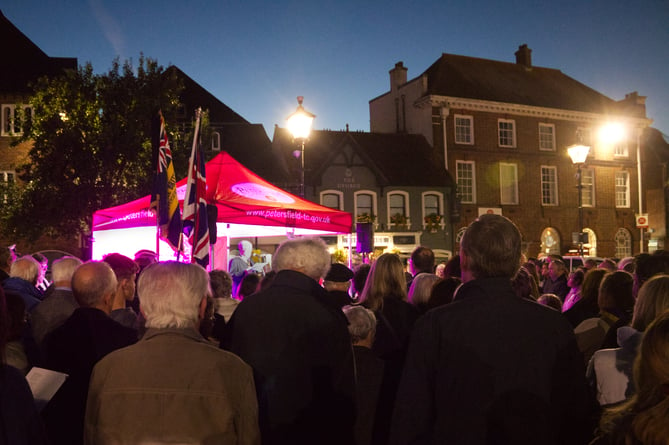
[25,367,68,411]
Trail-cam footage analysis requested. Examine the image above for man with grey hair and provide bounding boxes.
[391,214,596,445]
[30,255,83,349]
[225,237,356,445]
[85,262,260,445]
[2,255,44,311]
[43,261,137,445]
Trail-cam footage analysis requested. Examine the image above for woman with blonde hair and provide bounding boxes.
[592,310,669,444]
[358,253,419,445]
[588,274,669,406]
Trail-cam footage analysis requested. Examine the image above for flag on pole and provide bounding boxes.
[150,111,182,252]
[183,108,210,268]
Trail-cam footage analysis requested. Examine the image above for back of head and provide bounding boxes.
[138,261,209,329]
[537,293,563,312]
[632,274,669,331]
[410,246,435,275]
[511,266,539,300]
[598,258,617,272]
[598,270,634,313]
[427,276,461,310]
[342,305,377,344]
[460,214,521,279]
[272,237,330,281]
[443,255,461,278]
[408,273,440,306]
[71,261,117,308]
[634,250,669,289]
[581,268,608,303]
[209,269,232,299]
[51,256,83,284]
[9,256,41,284]
[359,253,407,310]
[239,272,260,298]
[103,253,139,280]
[352,263,371,297]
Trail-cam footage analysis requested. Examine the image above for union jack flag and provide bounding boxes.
[183,108,210,268]
[150,111,182,251]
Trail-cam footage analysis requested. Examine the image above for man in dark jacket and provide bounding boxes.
[225,237,356,445]
[391,214,596,445]
[42,261,137,445]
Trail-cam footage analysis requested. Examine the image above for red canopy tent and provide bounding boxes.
[91,152,352,264]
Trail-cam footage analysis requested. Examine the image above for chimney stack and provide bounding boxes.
[390,61,407,91]
[515,44,532,69]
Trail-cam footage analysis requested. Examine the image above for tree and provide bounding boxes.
[0,56,184,243]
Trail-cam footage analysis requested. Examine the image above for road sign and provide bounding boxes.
[636,214,649,228]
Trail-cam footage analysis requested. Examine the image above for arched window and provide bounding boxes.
[615,228,632,258]
[387,191,409,227]
[354,191,377,223]
[455,226,467,245]
[583,228,597,257]
[540,227,561,256]
[211,131,221,151]
[320,190,343,210]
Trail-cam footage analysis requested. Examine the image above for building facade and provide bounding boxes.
[370,45,660,258]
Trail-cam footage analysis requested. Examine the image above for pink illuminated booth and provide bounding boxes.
[91,152,352,269]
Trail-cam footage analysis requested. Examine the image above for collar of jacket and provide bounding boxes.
[141,327,205,343]
[454,276,514,301]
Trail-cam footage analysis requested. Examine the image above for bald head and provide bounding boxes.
[72,261,117,312]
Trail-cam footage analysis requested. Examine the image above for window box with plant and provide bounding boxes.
[424,213,443,232]
[390,212,409,229]
[356,213,376,224]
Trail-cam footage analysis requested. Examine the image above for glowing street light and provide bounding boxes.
[286,96,315,198]
[568,143,591,256]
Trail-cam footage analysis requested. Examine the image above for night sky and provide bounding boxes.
[4,0,668,138]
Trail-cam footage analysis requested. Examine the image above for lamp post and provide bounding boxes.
[568,143,590,256]
[286,96,315,198]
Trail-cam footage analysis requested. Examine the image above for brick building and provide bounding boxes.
[370,45,662,258]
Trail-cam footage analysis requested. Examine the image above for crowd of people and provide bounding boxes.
[2,213,669,444]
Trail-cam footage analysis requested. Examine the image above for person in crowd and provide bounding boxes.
[225,237,355,445]
[2,255,44,311]
[575,270,634,365]
[617,257,635,274]
[4,290,29,373]
[229,240,253,297]
[426,276,461,310]
[209,269,237,341]
[563,268,608,328]
[85,261,260,445]
[343,305,384,445]
[359,252,420,445]
[537,293,563,312]
[590,310,669,445]
[598,258,617,272]
[407,272,441,314]
[351,263,371,301]
[42,261,137,445]
[584,258,599,271]
[406,246,435,290]
[0,286,49,444]
[511,266,540,301]
[391,214,595,445]
[562,268,585,312]
[237,271,260,300]
[522,260,541,291]
[0,245,15,283]
[102,253,141,332]
[323,263,354,308]
[587,273,669,406]
[542,258,569,301]
[434,261,446,278]
[443,254,461,279]
[32,252,51,294]
[632,250,669,298]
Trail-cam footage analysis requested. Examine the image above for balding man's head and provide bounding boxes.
[72,261,117,312]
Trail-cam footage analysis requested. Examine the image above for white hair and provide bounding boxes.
[408,273,441,307]
[51,256,83,283]
[9,256,41,284]
[273,237,331,280]
[138,262,210,329]
[343,305,377,343]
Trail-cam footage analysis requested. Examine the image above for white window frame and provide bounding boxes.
[387,191,410,228]
[614,141,629,158]
[498,119,516,148]
[541,166,559,206]
[211,131,221,151]
[615,228,632,258]
[1,104,33,136]
[539,123,556,151]
[582,168,595,207]
[454,114,474,145]
[615,171,630,208]
[320,190,344,210]
[456,160,476,204]
[499,163,519,205]
[354,190,378,223]
[421,191,444,229]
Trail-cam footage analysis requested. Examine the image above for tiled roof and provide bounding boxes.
[422,53,620,115]
[273,128,454,188]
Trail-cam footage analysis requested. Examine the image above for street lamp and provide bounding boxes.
[286,96,315,198]
[568,143,591,256]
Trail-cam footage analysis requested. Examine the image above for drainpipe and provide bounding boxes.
[441,106,450,170]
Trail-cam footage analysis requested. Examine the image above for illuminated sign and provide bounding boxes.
[232,182,295,204]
